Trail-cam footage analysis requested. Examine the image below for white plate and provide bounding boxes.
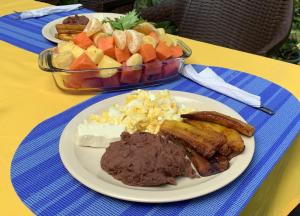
[59,91,255,203]
[42,13,122,43]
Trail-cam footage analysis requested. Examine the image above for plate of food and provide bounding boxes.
[42,13,122,43]
[59,89,255,203]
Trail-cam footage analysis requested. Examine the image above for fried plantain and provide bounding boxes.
[187,148,229,176]
[55,33,77,41]
[160,120,226,158]
[184,120,245,157]
[55,24,86,33]
[181,111,255,137]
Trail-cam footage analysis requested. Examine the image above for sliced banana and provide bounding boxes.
[92,32,109,44]
[84,18,102,37]
[133,22,156,35]
[112,30,126,50]
[125,30,142,54]
[102,22,113,35]
[142,35,158,48]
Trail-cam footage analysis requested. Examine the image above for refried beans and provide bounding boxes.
[101,132,196,186]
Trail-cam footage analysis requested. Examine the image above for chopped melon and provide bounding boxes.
[71,45,85,59]
[57,41,75,53]
[85,45,104,64]
[98,55,121,78]
[52,52,74,69]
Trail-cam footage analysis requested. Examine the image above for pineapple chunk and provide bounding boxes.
[155,28,165,36]
[133,22,156,35]
[57,41,75,53]
[159,35,176,47]
[85,45,104,64]
[52,52,74,69]
[142,35,158,48]
[71,45,85,58]
[98,55,121,78]
[126,53,143,66]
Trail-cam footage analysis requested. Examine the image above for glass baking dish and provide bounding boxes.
[38,40,191,92]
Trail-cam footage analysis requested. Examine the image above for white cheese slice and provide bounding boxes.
[76,122,125,148]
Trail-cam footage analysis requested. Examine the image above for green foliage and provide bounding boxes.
[134,0,165,11]
[273,0,300,64]
[155,21,178,35]
[104,10,144,30]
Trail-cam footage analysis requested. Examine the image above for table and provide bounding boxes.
[0,1,299,215]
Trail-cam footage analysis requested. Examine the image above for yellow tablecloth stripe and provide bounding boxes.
[0,1,299,215]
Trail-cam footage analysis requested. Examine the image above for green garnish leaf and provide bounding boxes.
[104,10,144,30]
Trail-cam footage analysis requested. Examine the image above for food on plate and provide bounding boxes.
[88,90,194,134]
[187,149,229,177]
[56,33,78,41]
[84,18,102,37]
[55,15,89,41]
[73,90,255,184]
[101,131,196,186]
[185,120,245,158]
[62,15,89,25]
[159,120,226,158]
[55,24,86,34]
[181,111,255,137]
[77,121,125,148]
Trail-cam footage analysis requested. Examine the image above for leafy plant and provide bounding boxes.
[273,0,300,64]
[103,10,145,30]
[134,0,165,11]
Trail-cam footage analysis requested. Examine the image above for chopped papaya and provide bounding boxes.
[115,47,131,63]
[156,41,172,60]
[139,44,157,63]
[72,32,93,50]
[97,36,114,51]
[149,31,159,43]
[69,53,98,70]
[171,45,183,58]
[97,36,115,59]
[104,46,116,59]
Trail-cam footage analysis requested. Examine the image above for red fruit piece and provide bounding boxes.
[72,32,93,49]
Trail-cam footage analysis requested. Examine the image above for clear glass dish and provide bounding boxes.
[38,40,192,92]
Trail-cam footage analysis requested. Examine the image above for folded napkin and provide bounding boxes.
[19,4,82,19]
[182,64,261,107]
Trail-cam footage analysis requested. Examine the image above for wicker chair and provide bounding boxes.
[37,0,134,13]
[140,0,294,55]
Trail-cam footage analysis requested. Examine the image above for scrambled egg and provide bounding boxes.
[88,89,194,134]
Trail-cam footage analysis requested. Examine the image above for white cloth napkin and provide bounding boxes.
[182,64,261,107]
[19,4,82,19]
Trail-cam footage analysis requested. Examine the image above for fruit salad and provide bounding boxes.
[41,11,191,91]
